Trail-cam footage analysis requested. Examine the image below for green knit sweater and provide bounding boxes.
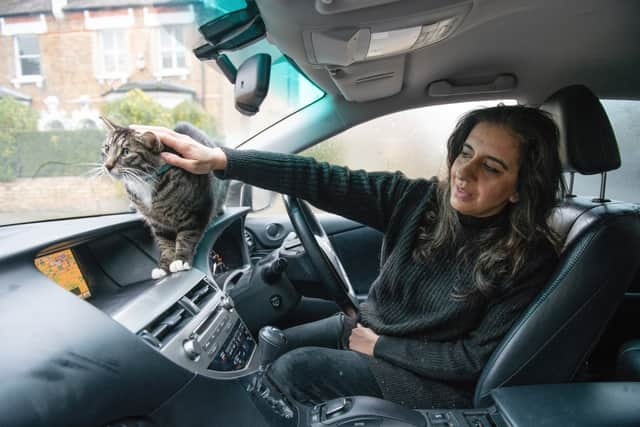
[218,147,557,409]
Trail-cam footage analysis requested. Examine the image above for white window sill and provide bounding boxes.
[96,74,129,84]
[155,68,189,80]
[12,75,44,88]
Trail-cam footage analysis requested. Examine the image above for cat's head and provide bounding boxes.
[100,116,164,180]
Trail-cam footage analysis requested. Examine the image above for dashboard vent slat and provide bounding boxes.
[138,303,193,347]
[185,279,215,309]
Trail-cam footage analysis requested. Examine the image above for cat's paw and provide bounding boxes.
[151,268,168,279]
[169,260,191,273]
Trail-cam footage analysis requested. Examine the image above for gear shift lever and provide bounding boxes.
[249,326,294,419]
[259,326,287,367]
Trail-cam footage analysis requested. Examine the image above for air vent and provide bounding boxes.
[184,279,215,309]
[138,303,193,348]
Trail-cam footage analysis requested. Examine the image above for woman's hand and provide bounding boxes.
[349,323,380,356]
[130,125,227,175]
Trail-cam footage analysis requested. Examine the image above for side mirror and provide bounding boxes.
[235,53,271,116]
[227,181,275,212]
[250,187,276,212]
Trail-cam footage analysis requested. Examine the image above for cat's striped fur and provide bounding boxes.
[101,118,228,279]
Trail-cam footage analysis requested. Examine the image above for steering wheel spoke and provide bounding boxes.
[283,195,359,317]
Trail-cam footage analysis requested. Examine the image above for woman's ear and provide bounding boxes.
[509,192,520,203]
[141,131,164,153]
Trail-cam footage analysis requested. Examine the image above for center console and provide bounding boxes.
[307,382,640,427]
[111,269,259,379]
[308,396,505,427]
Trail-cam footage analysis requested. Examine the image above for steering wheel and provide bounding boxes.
[283,195,359,318]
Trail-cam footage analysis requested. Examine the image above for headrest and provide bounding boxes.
[541,85,620,175]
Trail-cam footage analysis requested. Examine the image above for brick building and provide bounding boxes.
[0,0,231,131]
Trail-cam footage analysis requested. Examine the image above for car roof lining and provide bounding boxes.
[255,0,640,108]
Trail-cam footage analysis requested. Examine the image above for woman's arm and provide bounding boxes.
[133,125,416,231]
[218,147,414,231]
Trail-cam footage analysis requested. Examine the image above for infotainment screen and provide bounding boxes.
[35,249,91,299]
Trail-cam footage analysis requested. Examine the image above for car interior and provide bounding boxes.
[1,0,639,426]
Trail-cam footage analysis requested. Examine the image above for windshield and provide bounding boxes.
[0,1,324,226]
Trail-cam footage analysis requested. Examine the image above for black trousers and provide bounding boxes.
[266,313,383,405]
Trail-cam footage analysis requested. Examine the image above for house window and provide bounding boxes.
[159,26,186,72]
[100,30,128,75]
[15,34,41,77]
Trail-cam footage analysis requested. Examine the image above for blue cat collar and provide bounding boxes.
[146,163,172,182]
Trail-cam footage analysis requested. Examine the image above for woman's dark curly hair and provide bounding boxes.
[413,104,564,300]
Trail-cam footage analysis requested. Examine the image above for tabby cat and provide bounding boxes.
[100,117,228,279]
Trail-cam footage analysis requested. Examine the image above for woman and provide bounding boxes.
[133,105,563,409]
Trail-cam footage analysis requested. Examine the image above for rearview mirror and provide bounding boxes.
[234,53,271,116]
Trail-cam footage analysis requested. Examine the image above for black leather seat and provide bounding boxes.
[473,85,640,407]
[617,339,640,381]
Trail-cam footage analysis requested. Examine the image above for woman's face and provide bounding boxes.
[449,122,521,218]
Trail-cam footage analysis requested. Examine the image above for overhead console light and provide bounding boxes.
[366,26,421,58]
[309,16,463,66]
[367,16,458,58]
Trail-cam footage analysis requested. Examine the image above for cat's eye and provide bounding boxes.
[122,148,130,156]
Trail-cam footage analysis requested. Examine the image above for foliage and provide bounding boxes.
[0,97,38,131]
[0,133,17,181]
[171,100,217,138]
[13,130,105,178]
[0,97,39,181]
[101,90,218,138]
[101,89,173,127]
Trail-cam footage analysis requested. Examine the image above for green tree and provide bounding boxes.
[0,97,38,181]
[101,90,219,139]
[171,100,217,138]
[101,89,173,127]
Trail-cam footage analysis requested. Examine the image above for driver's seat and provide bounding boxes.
[473,85,640,406]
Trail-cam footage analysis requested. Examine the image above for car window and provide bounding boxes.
[255,100,515,216]
[0,4,323,226]
[570,100,639,202]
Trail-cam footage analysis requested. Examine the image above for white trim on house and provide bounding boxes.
[94,29,130,84]
[143,5,194,27]
[11,34,44,88]
[154,25,190,80]
[0,14,47,36]
[84,8,134,30]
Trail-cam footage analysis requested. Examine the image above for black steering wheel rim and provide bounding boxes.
[282,195,359,318]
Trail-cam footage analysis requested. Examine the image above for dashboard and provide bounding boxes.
[21,208,263,381]
[0,206,307,426]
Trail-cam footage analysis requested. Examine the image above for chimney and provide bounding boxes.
[52,0,68,19]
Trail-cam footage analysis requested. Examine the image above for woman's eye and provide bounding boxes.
[461,151,472,158]
[483,164,499,173]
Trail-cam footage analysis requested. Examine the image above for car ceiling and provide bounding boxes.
[254,0,640,107]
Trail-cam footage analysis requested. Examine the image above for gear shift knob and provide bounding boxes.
[258,326,287,367]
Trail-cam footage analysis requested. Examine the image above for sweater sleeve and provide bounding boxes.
[217,147,415,232]
[372,250,557,382]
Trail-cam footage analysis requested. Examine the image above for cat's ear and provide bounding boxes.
[100,116,118,131]
[141,131,164,153]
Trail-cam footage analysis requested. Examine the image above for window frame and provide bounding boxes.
[98,29,129,80]
[156,25,189,78]
[13,34,43,86]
